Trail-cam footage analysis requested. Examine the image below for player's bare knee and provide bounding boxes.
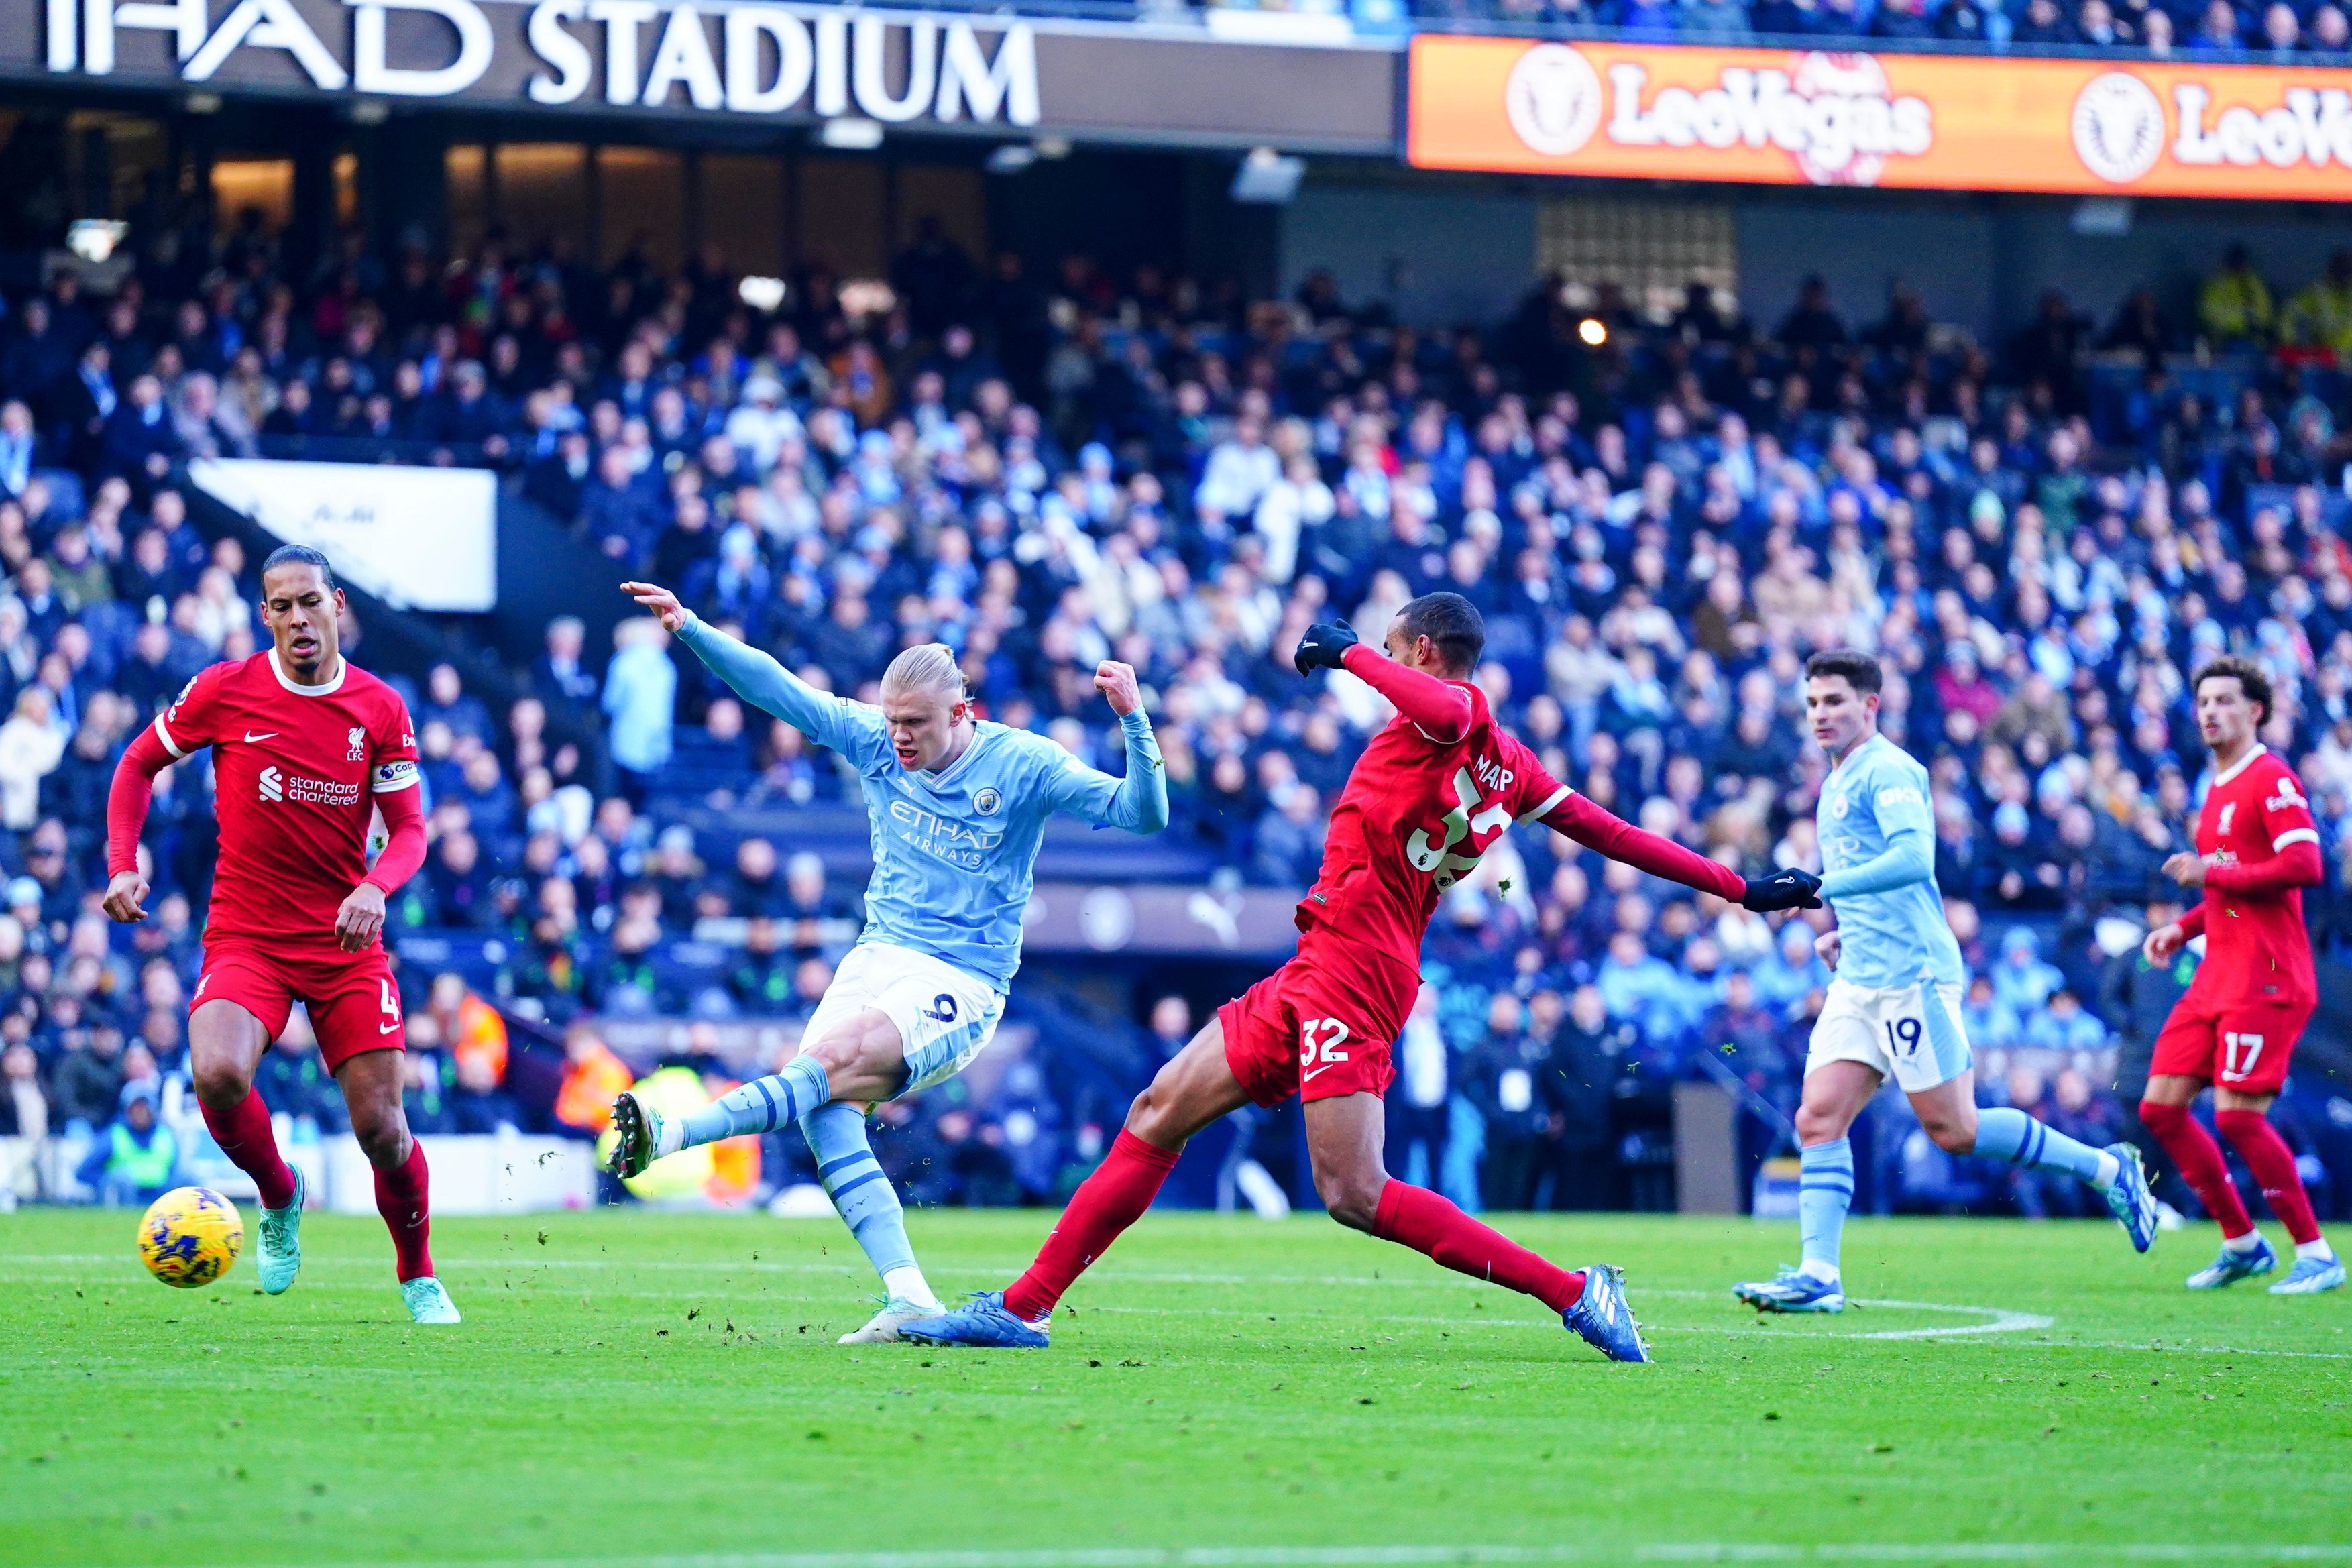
[1922,1113,1976,1155]
[349,1106,410,1168]
[1314,1170,1384,1232]
[1793,1104,1844,1146]
[189,1052,252,1108]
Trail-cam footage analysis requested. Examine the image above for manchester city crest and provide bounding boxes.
[974,787,1002,816]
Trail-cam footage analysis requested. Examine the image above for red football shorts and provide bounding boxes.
[192,940,406,1072]
[1219,934,1422,1107]
[2149,991,2310,1096]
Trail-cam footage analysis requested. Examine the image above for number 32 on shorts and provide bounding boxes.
[1299,1017,1351,1081]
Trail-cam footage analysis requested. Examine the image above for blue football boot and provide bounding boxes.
[2269,1253,2346,1295]
[1563,1264,1650,1363]
[2186,1234,2278,1290]
[2103,1143,2159,1253]
[897,1290,1052,1349]
[1734,1264,1846,1314]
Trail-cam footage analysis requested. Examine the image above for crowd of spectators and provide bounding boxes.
[1209,0,2352,60]
[0,207,2349,1224]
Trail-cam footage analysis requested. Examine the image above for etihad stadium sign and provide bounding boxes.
[1411,34,2352,200]
[3,0,1397,152]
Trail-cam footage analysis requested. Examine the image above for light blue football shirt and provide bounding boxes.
[1814,732,1965,991]
[678,614,1168,990]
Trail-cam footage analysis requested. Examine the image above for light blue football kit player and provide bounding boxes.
[606,585,1168,1341]
[1736,653,2155,1314]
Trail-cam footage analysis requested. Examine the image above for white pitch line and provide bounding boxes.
[55,1539,2352,1568]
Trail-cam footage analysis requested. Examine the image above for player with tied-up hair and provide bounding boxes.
[903,592,1828,1362]
[1734,649,2158,1316]
[103,545,453,1323]
[606,581,1169,1343]
[2137,655,2342,1294]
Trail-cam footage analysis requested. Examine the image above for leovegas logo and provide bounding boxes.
[2169,78,2352,170]
[1412,35,2352,200]
[1506,44,1934,186]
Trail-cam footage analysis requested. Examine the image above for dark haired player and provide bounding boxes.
[103,545,452,1323]
[2139,655,2342,1294]
[904,592,1826,1361]
[1734,650,2157,1314]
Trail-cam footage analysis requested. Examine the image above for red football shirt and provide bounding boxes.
[2186,743,2320,1009]
[152,650,421,952]
[1299,666,1743,968]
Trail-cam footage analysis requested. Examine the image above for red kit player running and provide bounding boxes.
[102,545,455,1322]
[903,592,1825,1359]
[2139,655,2343,1294]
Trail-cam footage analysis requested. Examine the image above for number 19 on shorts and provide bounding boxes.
[1884,1015,1923,1060]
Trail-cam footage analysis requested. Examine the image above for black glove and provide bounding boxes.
[1293,621,1361,676]
[1741,867,1824,913]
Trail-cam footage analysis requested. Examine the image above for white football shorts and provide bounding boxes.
[1806,976,1972,1095]
[802,941,1007,1097]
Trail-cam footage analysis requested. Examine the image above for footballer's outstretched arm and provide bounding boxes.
[1815,824,1936,899]
[2204,839,2325,895]
[622,581,864,754]
[1337,643,1473,742]
[1532,787,1749,903]
[1042,661,1170,834]
[101,722,175,921]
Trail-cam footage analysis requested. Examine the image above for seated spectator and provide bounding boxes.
[254,1012,345,1132]
[2200,245,2274,344]
[1990,927,2066,1013]
[449,1046,521,1134]
[75,1085,176,1205]
[2022,989,2110,1052]
[1250,784,1325,889]
[2189,0,2245,52]
[50,1023,124,1133]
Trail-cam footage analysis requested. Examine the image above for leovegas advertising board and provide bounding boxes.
[1409,34,2352,199]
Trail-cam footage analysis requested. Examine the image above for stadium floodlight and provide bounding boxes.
[738,276,788,313]
[1577,317,1608,347]
[839,278,897,320]
[1230,147,1304,204]
[66,220,127,264]
[820,117,884,151]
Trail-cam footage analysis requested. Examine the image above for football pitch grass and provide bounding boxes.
[3,1207,2349,1568]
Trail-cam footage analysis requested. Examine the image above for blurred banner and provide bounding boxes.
[5,1,1397,155]
[190,459,500,612]
[1409,35,2352,199]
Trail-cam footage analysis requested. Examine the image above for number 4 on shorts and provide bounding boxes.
[379,979,402,1034]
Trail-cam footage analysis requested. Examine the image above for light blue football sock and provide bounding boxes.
[1973,1106,2115,1190]
[801,1100,933,1304]
[1799,1138,1854,1280]
[676,1054,832,1150]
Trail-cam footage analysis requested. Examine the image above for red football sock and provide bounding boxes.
[374,1139,435,1283]
[200,1089,296,1211]
[1372,1180,1586,1314]
[2215,1109,2322,1246]
[2140,1100,2253,1239]
[1003,1129,1180,1321]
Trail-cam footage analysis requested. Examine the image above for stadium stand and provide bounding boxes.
[1,213,2348,1227]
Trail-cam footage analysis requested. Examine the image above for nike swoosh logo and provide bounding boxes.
[380,1020,402,1034]
[243,731,278,742]
[1301,1064,1337,1082]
